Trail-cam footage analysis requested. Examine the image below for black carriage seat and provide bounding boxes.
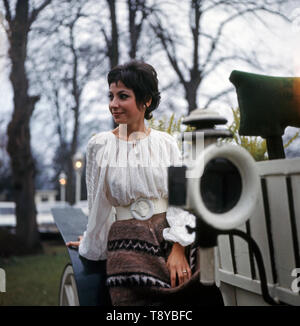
[52,207,112,306]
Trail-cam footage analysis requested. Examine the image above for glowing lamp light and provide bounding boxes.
[59,177,66,186]
[75,161,83,170]
[59,171,67,186]
[73,152,84,172]
[59,171,67,203]
[72,152,84,204]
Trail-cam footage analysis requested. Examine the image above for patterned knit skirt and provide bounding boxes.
[106,213,223,306]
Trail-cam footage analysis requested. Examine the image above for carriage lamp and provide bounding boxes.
[168,107,259,286]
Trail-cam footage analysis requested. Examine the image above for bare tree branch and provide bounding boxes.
[150,16,186,85]
[190,0,201,74]
[201,53,262,79]
[202,3,290,70]
[150,0,291,113]
[29,0,52,27]
[2,0,11,24]
[203,87,233,109]
[106,0,119,69]
[203,8,257,69]
[127,0,150,58]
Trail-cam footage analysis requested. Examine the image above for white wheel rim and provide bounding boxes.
[59,264,80,306]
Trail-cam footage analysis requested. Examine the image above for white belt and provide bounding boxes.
[115,197,168,221]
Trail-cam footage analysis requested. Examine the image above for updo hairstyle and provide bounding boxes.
[107,60,161,120]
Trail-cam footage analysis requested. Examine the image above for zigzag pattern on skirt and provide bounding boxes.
[107,238,164,257]
[106,272,171,289]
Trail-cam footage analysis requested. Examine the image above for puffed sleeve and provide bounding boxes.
[163,206,196,246]
[161,133,196,247]
[79,133,115,260]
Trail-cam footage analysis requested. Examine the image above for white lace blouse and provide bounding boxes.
[79,128,196,261]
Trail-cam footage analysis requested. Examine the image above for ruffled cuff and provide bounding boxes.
[163,206,196,247]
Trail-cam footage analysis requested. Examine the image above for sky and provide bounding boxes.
[0,0,300,175]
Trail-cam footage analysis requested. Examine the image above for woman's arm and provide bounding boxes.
[166,242,192,287]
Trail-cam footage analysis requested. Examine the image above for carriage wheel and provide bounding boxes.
[59,264,80,306]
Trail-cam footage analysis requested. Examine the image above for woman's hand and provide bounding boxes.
[66,235,83,249]
[166,242,191,288]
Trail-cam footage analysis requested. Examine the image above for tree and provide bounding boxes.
[127,0,150,59]
[28,0,157,198]
[102,0,152,127]
[0,119,12,201]
[28,0,106,204]
[2,0,52,253]
[102,0,152,65]
[150,0,290,113]
[104,0,119,69]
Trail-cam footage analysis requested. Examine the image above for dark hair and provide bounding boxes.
[107,60,161,120]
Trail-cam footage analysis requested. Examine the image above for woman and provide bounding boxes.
[67,61,200,306]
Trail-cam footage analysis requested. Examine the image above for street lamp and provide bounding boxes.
[73,152,84,205]
[59,171,67,203]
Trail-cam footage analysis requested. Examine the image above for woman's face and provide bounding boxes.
[109,81,146,126]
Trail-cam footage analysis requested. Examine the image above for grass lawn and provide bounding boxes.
[0,239,70,306]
